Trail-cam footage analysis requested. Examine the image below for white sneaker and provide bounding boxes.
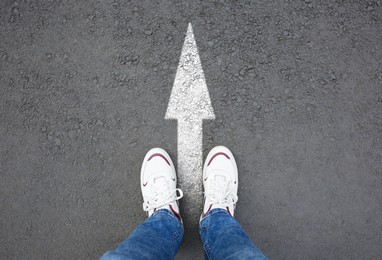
[201,146,238,220]
[141,148,183,220]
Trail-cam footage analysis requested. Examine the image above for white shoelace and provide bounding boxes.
[143,177,183,212]
[206,173,238,207]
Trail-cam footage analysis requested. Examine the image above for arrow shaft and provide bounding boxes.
[177,119,203,213]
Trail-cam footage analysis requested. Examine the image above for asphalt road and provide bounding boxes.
[1,0,381,259]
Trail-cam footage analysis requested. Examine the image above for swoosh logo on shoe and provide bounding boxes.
[204,177,208,181]
[143,182,148,186]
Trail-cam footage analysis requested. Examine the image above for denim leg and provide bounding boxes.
[101,209,183,260]
[199,208,268,260]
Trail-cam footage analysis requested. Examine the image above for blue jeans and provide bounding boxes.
[101,208,267,260]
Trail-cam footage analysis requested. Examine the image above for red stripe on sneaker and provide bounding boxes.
[207,152,230,166]
[148,153,171,166]
[203,204,213,218]
[169,204,182,221]
[226,207,232,217]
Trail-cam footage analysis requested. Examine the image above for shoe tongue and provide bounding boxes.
[150,176,172,214]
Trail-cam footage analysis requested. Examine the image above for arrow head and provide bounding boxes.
[165,23,215,121]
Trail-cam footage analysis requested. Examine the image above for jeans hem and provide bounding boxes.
[150,209,183,227]
[200,208,231,224]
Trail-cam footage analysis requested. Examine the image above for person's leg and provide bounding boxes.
[101,148,184,260]
[101,209,183,260]
[199,209,267,259]
[200,146,267,260]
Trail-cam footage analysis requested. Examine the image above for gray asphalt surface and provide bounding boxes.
[1,0,382,259]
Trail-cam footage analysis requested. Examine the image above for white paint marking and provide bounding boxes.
[165,23,215,208]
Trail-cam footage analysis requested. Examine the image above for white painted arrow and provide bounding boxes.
[165,23,215,210]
